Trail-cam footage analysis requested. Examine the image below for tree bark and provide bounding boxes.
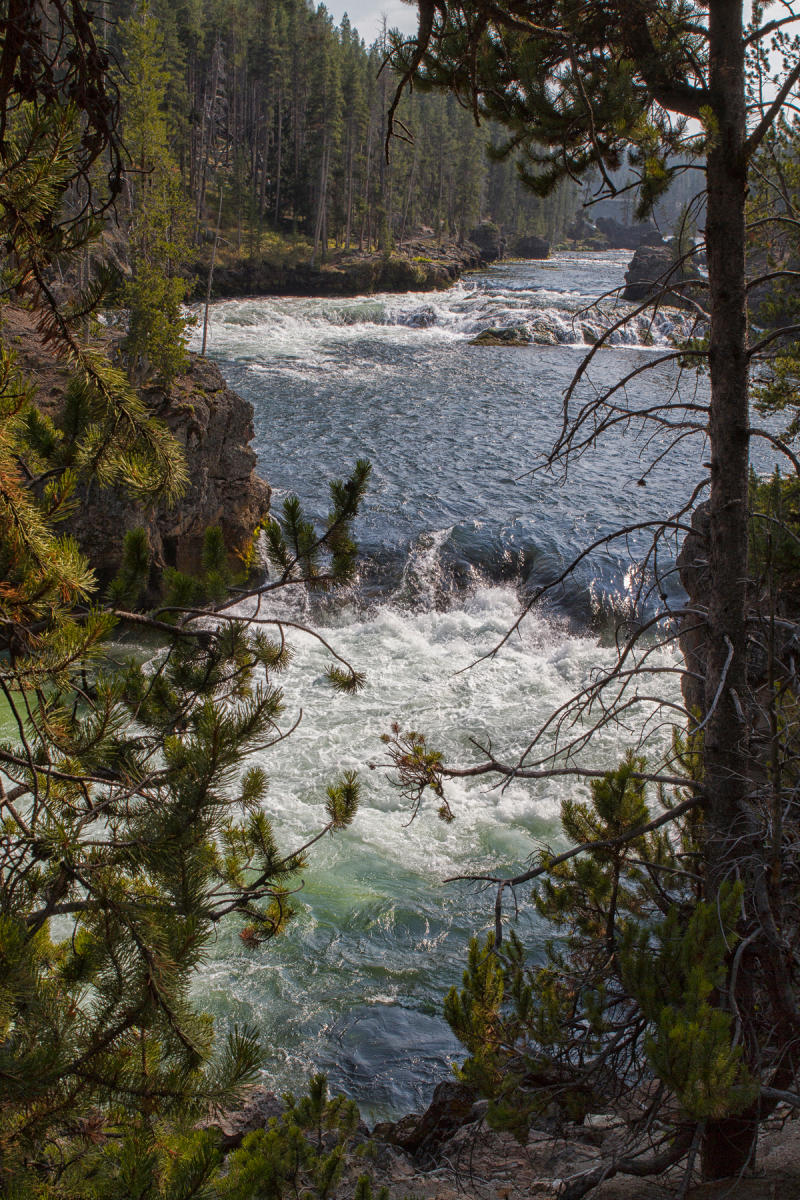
[702,0,756,1178]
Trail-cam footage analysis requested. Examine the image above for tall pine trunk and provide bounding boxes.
[345,132,354,250]
[702,0,756,1177]
[274,92,283,225]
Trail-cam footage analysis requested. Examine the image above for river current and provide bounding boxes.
[191,251,713,1120]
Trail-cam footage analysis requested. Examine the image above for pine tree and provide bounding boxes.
[0,8,372,1195]
[118,0,194,386]
[386,0,800,1186]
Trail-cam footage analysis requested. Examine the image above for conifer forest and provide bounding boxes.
[4,2,800,1199]
[110,0,576,262]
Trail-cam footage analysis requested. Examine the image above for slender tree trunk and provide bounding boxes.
[701,0,756,1178]
[274,91,283,224]
[292,91,301,234]
[345,131,354,250]
[360,112,374,251]
[201,188,224,357]
[399,142,417,248]
[311,140,329,267]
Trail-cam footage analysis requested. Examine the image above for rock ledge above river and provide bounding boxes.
[205,241,485,300]
[4,306,270,581]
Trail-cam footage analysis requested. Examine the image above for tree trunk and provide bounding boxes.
[274,91,283,225]
[701,0,756,1178]
[345,132,354,250]
[361,113,373,251]
[311,141,329,268]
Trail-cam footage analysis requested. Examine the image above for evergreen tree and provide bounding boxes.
[0,6,371,1195]
[118,0,194,385]
[385,0,800,1187]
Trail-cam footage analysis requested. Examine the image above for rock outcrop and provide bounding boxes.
[71,354,270,580]
[470,326,532,346]
[206,242,485,300]
[622,244,707,310]
[469,221,506,262]
[3,307,270,582]
[510,234,550,259]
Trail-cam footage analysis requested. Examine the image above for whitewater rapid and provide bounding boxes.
[192,252,707,1118]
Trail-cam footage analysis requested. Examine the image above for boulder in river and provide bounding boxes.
[529,319,560,345]
[510,234,550,259]
[622,244,707,310]
[468,220,506,262]
[470,325,531,346]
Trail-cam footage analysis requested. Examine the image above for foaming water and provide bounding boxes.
[192,253,724,1119]
[195,252,696,362]
[198,583,680,1119]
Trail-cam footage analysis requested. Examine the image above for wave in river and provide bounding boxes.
[195,574,680,1120]
[200,274,697,357]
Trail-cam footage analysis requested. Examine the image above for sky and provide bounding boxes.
[324,0,419,44]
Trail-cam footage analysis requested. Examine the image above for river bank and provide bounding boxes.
[210,1078,800,1200]
[199,238,488,301]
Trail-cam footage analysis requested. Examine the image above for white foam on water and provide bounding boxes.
[197,574,682,1116]
[191,251,695,366]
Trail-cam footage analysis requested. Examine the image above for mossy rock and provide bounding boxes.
[378,257,427,290]
[470,325,531,346]
[529,320,560,345]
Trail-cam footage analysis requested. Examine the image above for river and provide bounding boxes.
[190,251,712,1120]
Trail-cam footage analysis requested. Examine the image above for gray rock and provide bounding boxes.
[469,221,505,262]
[529,321,560,345]
[373,1081,477,1160]
[511,235,550,259]
[69,353,271,582]
[470,326,532,346]
[622,244,707,310]
[205,1087,284,1151]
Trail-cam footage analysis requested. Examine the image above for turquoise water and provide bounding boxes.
[193,253,709,1119]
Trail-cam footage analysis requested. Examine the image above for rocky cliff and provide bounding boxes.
[74,355,270,580]
[4,307,270,582]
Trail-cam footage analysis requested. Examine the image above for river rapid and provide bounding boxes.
[191,251,712,1121]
